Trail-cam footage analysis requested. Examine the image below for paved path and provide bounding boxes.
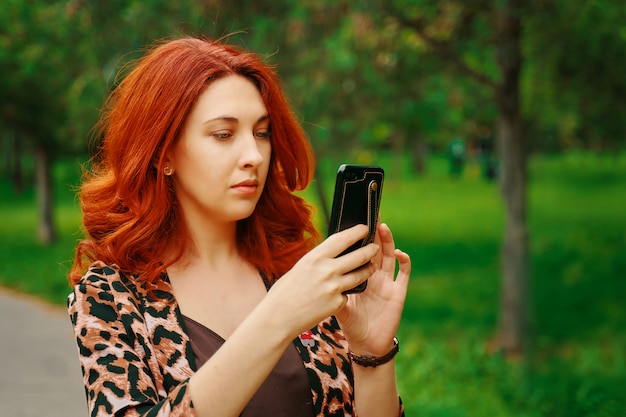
[0,288,86,417]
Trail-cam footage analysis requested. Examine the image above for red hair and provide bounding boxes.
[70,37,320,285]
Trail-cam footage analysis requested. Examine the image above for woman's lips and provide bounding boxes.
[231,179,259,195]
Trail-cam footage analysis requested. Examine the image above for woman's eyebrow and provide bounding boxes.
[202,115,269,125]
[203,115,238,125]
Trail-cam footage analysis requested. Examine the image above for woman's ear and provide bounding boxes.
[153,153,173,175]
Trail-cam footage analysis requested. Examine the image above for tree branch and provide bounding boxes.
[388,8,498,91]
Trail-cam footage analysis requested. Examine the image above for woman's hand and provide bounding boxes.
[336,223,411,357]
[264,224,380,337]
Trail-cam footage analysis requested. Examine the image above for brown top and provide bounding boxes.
[183,315,315,417]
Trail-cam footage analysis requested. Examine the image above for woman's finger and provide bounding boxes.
[333,243,380,276]
[340,261,377,293]
[378,223,399,275]
[322,224,369,258]
[394,249,412,291]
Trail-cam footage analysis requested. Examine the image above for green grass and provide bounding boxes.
[0,157,84,302]
[1,151,625,416]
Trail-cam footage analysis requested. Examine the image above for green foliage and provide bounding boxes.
[2,152,623,415]
[523,0,626,150]
[0,1,70,149]
[3,0,625,176]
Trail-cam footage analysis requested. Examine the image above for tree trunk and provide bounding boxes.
[496,111,529,358]
[494,0,529,358]
[12,133,24,194]
[35,144,57,244]
[410,138,428,175]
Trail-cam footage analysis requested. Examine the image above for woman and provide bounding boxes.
[68,37,411,417]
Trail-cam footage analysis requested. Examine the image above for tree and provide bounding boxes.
[0,1,74,243]
[380,0,530,357]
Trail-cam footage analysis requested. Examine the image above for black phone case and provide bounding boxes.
[327,164,384,294]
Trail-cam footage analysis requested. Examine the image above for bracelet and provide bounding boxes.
[348,337,400,368]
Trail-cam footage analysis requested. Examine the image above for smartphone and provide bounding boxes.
[327,164,384,293]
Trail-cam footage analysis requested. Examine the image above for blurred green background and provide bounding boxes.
[1,1,625,416]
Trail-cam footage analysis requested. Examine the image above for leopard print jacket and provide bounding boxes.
[68,262,404,416]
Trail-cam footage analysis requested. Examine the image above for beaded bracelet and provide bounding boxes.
[348,337,400,368]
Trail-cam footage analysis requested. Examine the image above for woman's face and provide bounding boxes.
[166,74,272,226]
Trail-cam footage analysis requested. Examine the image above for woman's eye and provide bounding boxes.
[255,130,272,139]
[212,131,232,140]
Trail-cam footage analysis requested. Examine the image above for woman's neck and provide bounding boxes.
[173,217,240,271]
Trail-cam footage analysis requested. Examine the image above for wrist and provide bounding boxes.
[348,336,396,357]
[348,337,399,368]
[251,296,299,346]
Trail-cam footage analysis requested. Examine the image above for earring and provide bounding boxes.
[164,166,173,176]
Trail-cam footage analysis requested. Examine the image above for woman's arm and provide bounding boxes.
[188,224,380,416]
[353,360,403,417]
[190,223,410,417]
[185,293,295,416]
[337,223,412,417]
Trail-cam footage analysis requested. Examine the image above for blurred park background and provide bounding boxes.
[1,1,625,416]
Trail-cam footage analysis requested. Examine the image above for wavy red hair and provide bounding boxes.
[70,37,319,285]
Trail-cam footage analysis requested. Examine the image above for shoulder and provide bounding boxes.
[68,260,177,317]
[67,261,145,320]
[74,261,133,289]
[69,261,155,301]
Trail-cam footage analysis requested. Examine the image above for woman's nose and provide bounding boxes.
[240,133,266,168]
